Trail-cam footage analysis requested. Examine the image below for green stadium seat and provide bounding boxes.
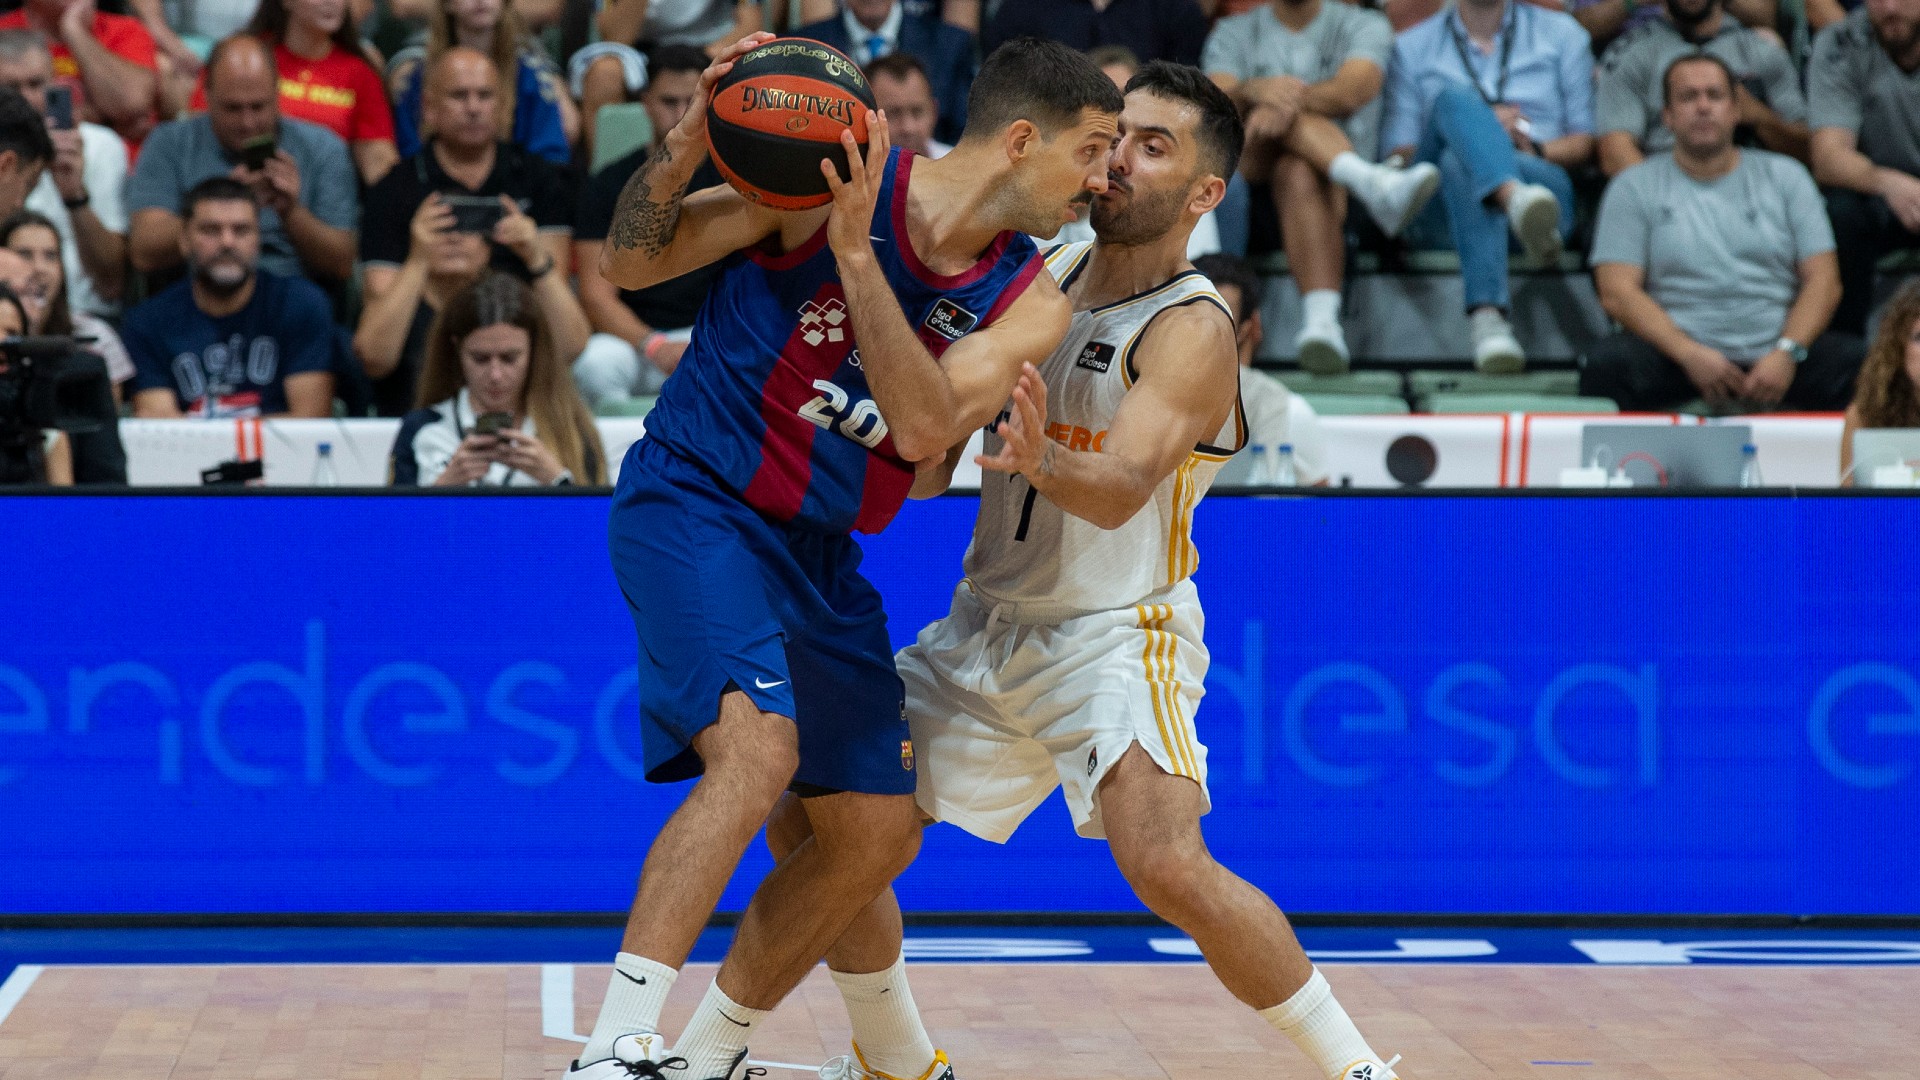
[592,103,654,175]
[1407,369,1582,398]
[595,394,659,418]
[1420,393,1618,414]
[1300,392,1410,415]
[1269,370,1405,396]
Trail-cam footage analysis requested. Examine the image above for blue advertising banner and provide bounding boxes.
[2,493,1916,915]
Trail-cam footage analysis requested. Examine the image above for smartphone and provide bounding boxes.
[43,84,73,131]
[445,195,505,235]
[474,412,515,438]
[239,134,277,170]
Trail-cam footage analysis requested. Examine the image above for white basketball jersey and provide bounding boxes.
[963,242,1246,612]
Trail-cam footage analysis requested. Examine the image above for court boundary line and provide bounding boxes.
[0,964,43,1030]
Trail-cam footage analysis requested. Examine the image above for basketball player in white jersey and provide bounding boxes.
[765,63,1408,1080]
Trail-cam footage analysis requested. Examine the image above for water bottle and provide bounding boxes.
[1272,443,1299,487]
[1247,443,1271,484]
[1737,443,1763,488]
[311,441,337,487]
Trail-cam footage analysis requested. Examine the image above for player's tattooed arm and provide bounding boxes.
[608,142,690,257]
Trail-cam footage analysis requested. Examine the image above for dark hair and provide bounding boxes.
[1192,254,1263,325]
[0,209,70,335]
[182,176,259,222]
[417,272,606,484]
[866,51,932,88]
[1086,44,1140,75]
[1126,61,1244,180]
[247,0,362,58]
[205,33,281,94]
[0,281,26,337]
[645,43,710,81]
[0,86,51,169]
[961,36,1123,143]
[1661,50,1736,107]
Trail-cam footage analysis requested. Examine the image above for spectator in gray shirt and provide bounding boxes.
[127,34,357,286]
[1205,0,1439,374]
[1583,55,1864,413]
[1596,0,1807,178]
[1810,0,1920,335]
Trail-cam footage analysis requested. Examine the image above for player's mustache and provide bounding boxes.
[1103,173,1130,195]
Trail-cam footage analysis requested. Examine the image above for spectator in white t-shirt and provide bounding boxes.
[0,29,126,317]
[1194,252,1328,485]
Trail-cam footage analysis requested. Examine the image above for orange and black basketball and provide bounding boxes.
[707,37,876,211]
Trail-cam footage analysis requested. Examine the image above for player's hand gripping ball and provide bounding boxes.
[706,37,876,211]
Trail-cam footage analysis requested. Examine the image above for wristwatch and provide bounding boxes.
[1776,337,1808,364]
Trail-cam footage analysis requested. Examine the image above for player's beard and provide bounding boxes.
[1090,182,1187,248]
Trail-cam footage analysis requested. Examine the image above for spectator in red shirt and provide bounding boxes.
[188,0,401,185]
[0,0,159,151]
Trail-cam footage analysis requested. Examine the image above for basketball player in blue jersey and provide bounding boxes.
[568,34,1126,1080]
[765,65,1409,1080]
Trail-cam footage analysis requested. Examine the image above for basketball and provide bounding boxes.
[706,37,876,211]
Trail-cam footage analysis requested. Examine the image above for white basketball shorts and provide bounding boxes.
[898,577,1211,843]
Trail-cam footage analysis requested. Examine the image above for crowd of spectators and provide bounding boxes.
[2,0,1920,488]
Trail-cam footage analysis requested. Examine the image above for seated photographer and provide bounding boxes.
[127,34,358,286]
[125,177,335,419]
[2,210,131,399]
[0,281,70,485]
[391,271,605,487]
[356,191,589,417]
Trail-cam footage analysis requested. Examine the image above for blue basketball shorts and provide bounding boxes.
[606,437,914,795]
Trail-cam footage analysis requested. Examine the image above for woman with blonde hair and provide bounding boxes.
[390,0,578,164]
[392,271,605,486]
[1840,282,1920,485]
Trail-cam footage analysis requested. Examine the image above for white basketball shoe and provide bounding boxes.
[818,1047,956,1080]
[568,1032,679,1078]
[1338,1054,1403,1080]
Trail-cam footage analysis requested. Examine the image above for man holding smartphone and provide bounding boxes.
[127,34,358,285]
[0,28,126,317]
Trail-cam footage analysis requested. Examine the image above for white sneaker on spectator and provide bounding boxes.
[1505,183,1561,263]
[1356,162,1440,238]
[1295,317,1351,375]
[1470,307,1525,373]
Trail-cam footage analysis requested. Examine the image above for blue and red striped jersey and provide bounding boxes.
[641,147,1044,534]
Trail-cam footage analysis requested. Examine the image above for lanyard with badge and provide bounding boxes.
[1447,2,1518,106]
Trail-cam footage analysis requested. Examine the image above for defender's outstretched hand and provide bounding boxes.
[976,364,1054,478]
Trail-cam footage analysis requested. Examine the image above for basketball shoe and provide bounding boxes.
[817,1046,955,1080]
[568,1031,679,1078]
[1338,1053,1402,1080]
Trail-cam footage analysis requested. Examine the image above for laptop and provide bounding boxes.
[1850,428,1920,487]
[1579,424,1753,488]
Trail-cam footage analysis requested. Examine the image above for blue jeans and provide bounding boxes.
[1213,172,1252,257]
[1404,84,1576,312]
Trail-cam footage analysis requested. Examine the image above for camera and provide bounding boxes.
[0,335,116,484]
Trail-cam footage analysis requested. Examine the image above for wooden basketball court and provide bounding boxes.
[1,961,1912,1079]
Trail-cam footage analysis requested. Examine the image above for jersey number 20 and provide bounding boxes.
[798,379,889,450]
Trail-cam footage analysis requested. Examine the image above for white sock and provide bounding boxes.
[1258,968,1382,1079]
[584,953,679,1062]
[672,981,769,1079]
[1301,289,1342,330]
[831,956,938,1080]
[1328,151,1375,195]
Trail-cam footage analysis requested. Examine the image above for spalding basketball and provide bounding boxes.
[707,38,876,211]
